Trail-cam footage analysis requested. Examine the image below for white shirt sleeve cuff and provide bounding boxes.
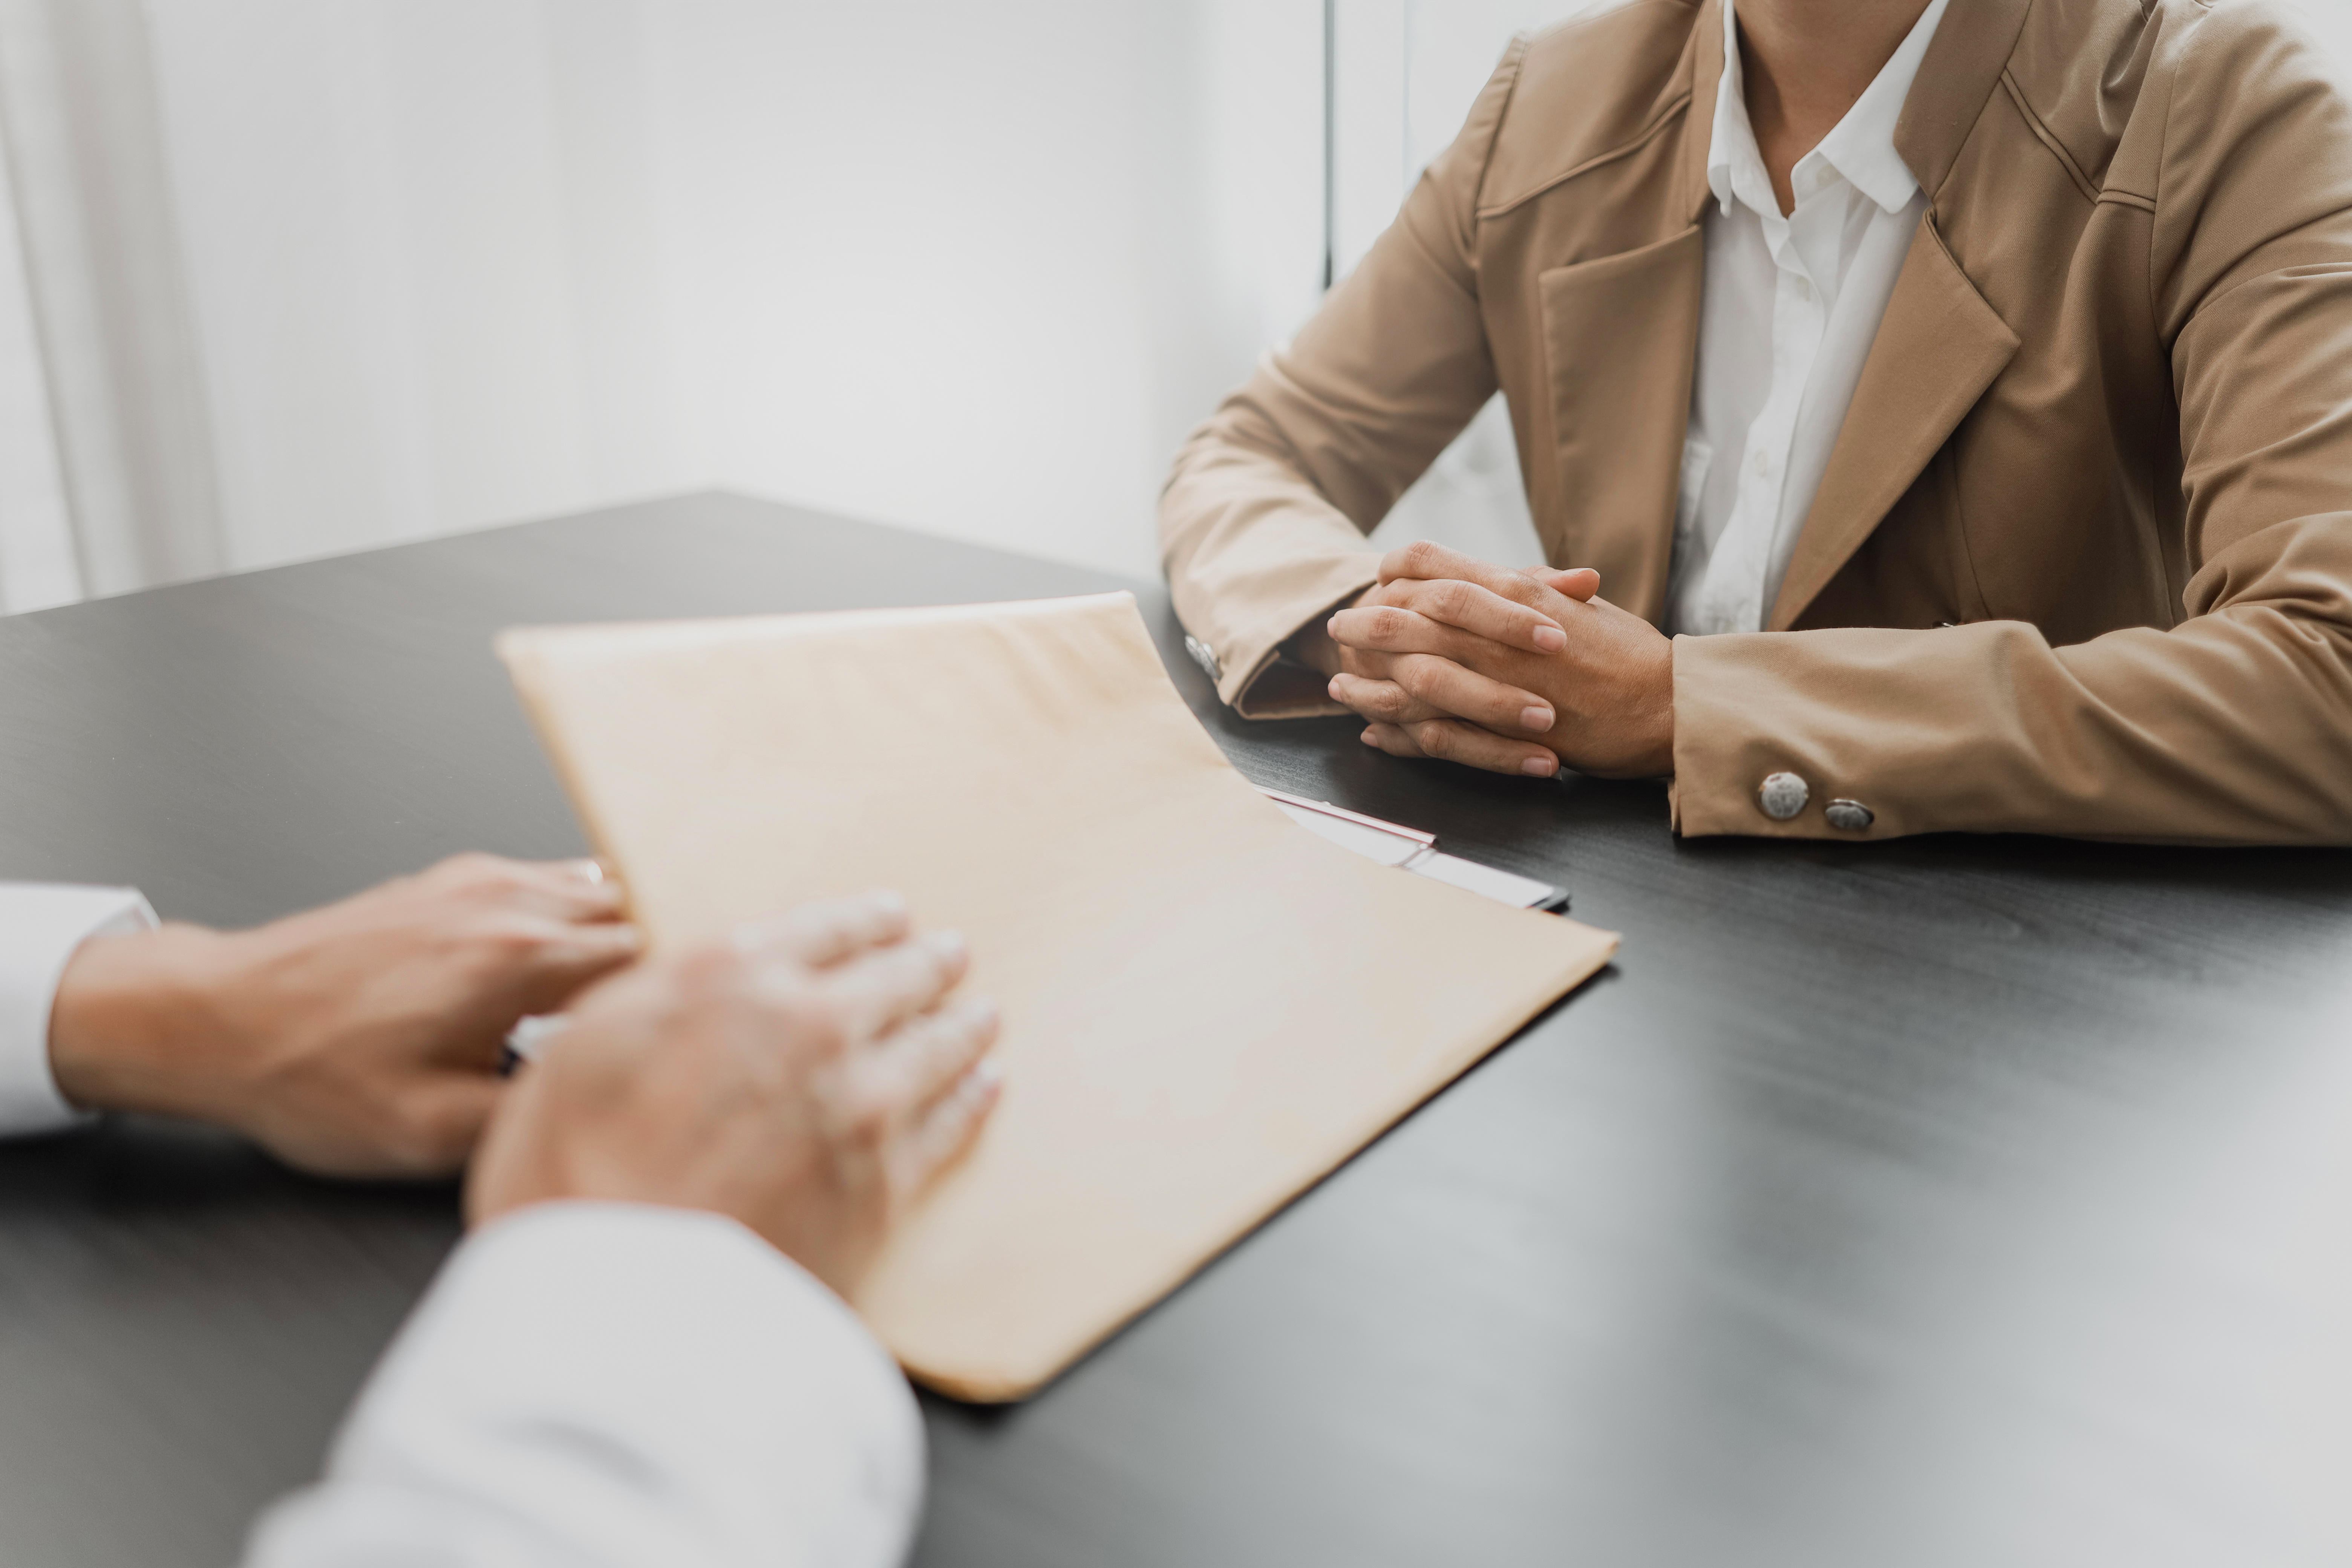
[247,1200,925,1568]
[0,884,158,1138]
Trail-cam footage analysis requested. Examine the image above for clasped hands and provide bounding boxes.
[1312,542,1675,781]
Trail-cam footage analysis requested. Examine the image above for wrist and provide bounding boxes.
[1283,623,1344,678]
[1285,583,1378,680]
[49,923,238,1120]
[1647,638,1677,778]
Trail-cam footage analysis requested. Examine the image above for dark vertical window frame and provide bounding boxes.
[1321,0,1336,291]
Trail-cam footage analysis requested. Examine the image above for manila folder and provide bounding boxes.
[497,591,1617,1401]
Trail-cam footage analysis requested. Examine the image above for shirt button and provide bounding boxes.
[1825,799,1875,832]
[1793,276,1813,302]
[1752,450,1771,478]
[1757,772,1809,821]
[1184,634,1221,682]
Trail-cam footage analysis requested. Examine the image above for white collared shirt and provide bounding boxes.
[1666,0,1952,636]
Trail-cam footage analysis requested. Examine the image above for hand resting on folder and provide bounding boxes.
[1317,544,1675,782]
[470,889,1003,1297]
[47,854,639,1177]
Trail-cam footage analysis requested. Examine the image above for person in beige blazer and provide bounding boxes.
[1161,0,2352,843]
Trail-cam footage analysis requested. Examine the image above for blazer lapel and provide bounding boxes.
[1766,214,2018,631]
[1538,230,1706,624]
[1533,0,1721,623]
[1892,0,2033,198]
[1679,0,1725,227]
[1765,0,2031,629]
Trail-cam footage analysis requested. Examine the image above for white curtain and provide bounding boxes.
[0,92,76,612]
[0,0,222,611]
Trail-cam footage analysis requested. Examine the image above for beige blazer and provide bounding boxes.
[1159,0,2352,843]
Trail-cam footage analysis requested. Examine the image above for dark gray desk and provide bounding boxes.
[2,493,2346,1567]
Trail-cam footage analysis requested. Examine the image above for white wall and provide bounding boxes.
[644,0,1323,577]
[137,0,1324,583]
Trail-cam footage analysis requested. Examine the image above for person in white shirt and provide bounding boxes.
[4,862,998,1566]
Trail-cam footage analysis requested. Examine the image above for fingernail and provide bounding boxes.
[1328,675,1345,699]
[1521,755,1558,778]
[1361,728,1379,745]
[963,996,1000,1032]
[504,1014,570,1064]
[1520,705,1554,732]
[927,929,969,964]
[958,1056,1004,1106]
[567,858,606,885]
[1532,624,1566,652]
[868,889,908,920]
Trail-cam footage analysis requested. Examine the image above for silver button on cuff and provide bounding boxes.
[1182,635,1221,683]
[1825,799,1875,831]
[1757,771,1809,821]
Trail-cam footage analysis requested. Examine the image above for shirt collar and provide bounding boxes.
[1707,0,1952,219]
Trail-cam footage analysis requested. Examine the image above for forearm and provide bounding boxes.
[1159,46,1522,718]
[47,922,250,1124]
[1161,409,1384,717]
[1671,593,2352,842]
[244,1203,926,1568]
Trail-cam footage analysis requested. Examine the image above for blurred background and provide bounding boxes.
[3,0,2349,615]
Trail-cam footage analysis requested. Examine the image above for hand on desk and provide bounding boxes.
[1323,542,1675,781]
[468,891,1002,1298]
[48,854,637,1177]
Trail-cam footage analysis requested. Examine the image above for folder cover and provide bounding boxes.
[498,591,1617,1400]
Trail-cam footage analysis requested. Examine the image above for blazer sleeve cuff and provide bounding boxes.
[1188,555,1381,720]
[1670,632,1890,841]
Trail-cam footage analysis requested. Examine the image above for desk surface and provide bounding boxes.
[1,493,2346,1567]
